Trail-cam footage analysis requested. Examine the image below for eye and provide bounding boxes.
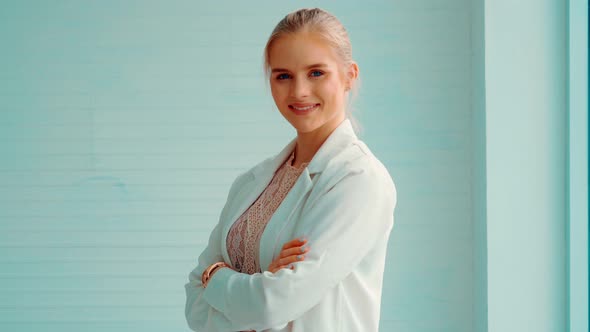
[276,73,291,80]
[310,70,324,77]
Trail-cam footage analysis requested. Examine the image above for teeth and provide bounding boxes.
[293,104,317,111]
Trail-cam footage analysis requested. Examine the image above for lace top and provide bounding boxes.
[226,149,309,274]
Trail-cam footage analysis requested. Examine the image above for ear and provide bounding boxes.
[345,62,359,91]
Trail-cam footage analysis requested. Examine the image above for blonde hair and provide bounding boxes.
[263,7,363,135]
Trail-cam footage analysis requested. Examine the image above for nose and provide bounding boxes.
[289,76,310,99]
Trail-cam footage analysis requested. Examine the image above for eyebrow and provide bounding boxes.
[271,63,328,73]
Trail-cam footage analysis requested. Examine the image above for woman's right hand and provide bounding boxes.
[267,237,310,273]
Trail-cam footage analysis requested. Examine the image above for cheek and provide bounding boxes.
[270,84,288,109]
[271,81,285,93]
[269,83,281,100]
[319,79,344,103]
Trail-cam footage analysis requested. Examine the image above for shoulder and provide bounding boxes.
[224,169,254,200]
[313,139,397,204]
[328,139,394,185]
[223,150,280,198]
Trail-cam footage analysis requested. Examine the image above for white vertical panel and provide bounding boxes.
[567,0,589,331]
[485,0,567,331]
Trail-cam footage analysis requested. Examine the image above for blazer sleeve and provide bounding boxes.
[201,160,397,331]
[184,220,237,332]
[184,172,253,332]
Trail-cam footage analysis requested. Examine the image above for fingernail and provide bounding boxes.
[297,255,303,260]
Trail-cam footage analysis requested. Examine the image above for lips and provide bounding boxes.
[289,103,320,111]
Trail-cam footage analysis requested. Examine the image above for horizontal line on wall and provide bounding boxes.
[0,213,209,217]
[0,244,195,249]
[0,136,284,142]
[0,152,269,157]
[0,289,182,293]
[0,319,179,324]
[0,106,258,112]
[0,183,222,188]
[0,213,215,218]
[0,167,246,172]
[0,274,182,278]
[0,290,179,294]
[0,259,192,264]
[0,198,221,202]
[0,121,276,127]
[0,304,176,309]
[0,230,208,233]
[0,229,213,234]
[0,169,237,173]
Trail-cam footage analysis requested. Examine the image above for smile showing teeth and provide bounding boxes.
[291,104,319,111]
[293,105,315,111]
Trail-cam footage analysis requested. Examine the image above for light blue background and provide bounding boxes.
[0,1,585,331]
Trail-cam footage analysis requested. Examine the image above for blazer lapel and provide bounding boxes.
[219,136,297,265]
[258,167,313,271]
[219,118,358,270]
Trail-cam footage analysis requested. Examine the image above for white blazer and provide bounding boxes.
[185,118,397,332]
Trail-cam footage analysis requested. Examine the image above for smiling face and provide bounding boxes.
[268,31,355,135]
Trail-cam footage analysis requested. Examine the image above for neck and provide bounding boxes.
[292,114,346,167]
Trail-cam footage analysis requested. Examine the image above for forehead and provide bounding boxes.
[268,32,341,70]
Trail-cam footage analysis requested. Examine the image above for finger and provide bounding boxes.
[280,239,307,252]
[277,245,310,259]
[286,245,310,256]
[281,237,308,250]
[269,251,306,272]
[276,253,306,266]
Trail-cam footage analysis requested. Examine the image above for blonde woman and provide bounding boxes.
[185,7,397,332]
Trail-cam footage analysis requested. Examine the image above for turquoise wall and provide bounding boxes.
[0,1,475,331]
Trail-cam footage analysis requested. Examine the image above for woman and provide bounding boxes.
[184,7,397,332]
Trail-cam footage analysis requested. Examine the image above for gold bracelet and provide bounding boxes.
[202,262,229,288]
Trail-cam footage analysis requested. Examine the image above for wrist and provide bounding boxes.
[201,262,230,288]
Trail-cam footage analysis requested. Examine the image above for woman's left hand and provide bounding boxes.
[267,237,310,273]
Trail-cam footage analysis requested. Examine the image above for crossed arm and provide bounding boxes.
[184,165,396,331]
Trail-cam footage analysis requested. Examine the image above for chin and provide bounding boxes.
[282,115,317,131]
